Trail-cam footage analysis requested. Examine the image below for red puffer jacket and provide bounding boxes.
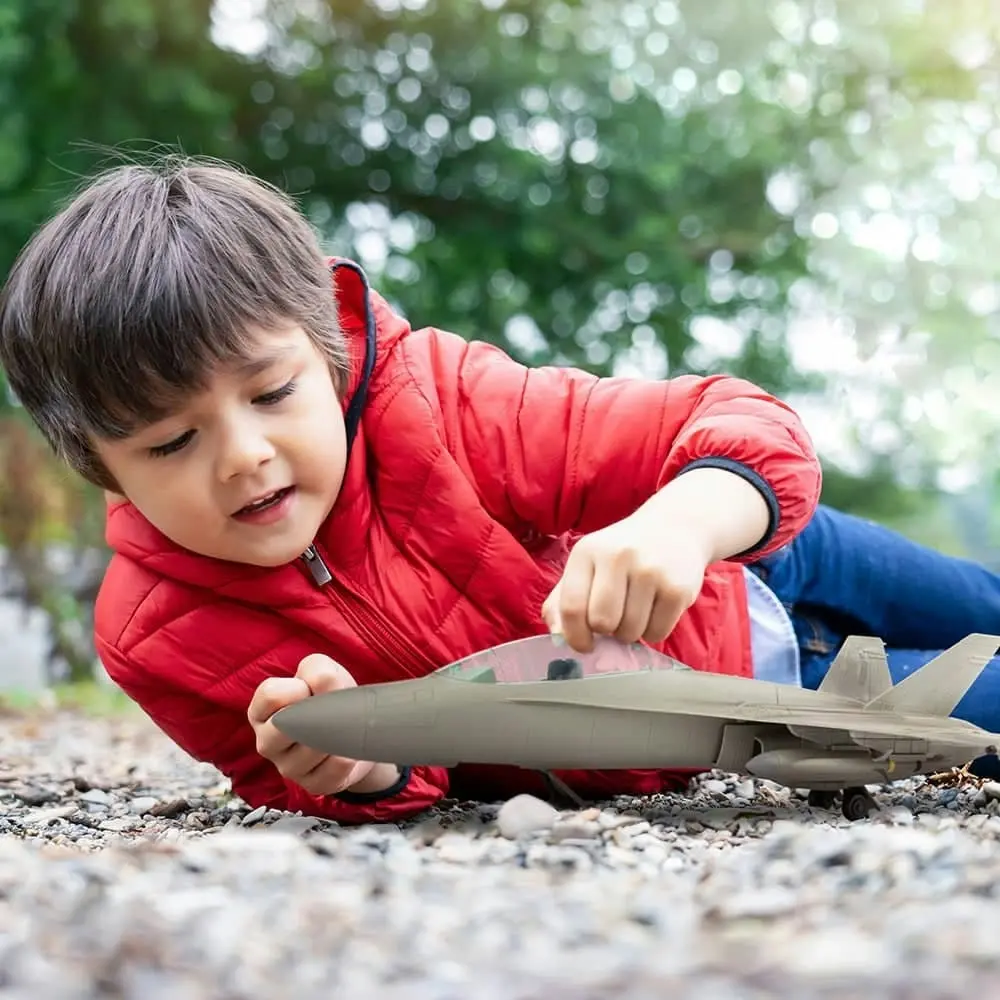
[94,260,821,823]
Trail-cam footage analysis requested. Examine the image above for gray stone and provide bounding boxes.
[712,887,800,919]
[983,781,1000,802]
[495,794,559,839]
[549,819,601,843]
[240,805,268,826]
[98,816,144,833]
[79,788,113,806]
[267,815,322,836]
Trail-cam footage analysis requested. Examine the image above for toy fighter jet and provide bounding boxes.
[272,632,1000,821]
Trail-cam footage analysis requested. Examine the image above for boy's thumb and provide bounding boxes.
[296,653,356,696]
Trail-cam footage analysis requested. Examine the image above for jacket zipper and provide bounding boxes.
[302,544,333,585]
[301,543,438,676]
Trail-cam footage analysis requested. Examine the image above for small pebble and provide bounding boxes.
[241,805,268,826]
[495,794,559,839]
[983,782,1000,802]
[267,815,322,836]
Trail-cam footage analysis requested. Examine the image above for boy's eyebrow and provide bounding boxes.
[232,345,298,379]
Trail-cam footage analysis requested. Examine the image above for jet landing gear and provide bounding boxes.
[806,787,878,820]
[806,790,838,809]
[840,787,878,820]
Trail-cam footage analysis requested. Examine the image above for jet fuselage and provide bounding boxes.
[275,666,998,789]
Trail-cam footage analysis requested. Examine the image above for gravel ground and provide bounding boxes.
[4,707,1000,999]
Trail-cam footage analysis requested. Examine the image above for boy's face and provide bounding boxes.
[95,324,347,567]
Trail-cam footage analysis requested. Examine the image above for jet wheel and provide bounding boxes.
[841,786,877,821]
[806,789,839,810]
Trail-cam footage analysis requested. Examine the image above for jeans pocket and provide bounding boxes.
[790,609,842,690]
[793,611,839,655]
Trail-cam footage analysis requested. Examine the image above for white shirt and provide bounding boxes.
[743,567,801,686]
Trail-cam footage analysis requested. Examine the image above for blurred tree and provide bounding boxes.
[0,0,258,679]
[738,1,1000,494]
[2,0,1000,679]
[0,0,256,299]
[222,0,836,395]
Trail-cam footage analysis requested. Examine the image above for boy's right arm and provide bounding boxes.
[95,633,450,824]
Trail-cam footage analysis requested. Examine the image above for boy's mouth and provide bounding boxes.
[233,486,294,518]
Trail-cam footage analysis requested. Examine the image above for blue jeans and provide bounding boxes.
[749,504,1000,774]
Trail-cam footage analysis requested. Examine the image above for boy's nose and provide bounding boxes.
[218,425,276,480]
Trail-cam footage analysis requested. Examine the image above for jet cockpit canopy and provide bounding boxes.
[437,635,693,684]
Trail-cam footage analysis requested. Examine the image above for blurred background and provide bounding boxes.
[2,0,1000,694]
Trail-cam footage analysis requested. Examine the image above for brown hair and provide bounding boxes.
[0,155,347,490]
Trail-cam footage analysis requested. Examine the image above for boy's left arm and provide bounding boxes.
[409,329,821,649]
[415,329,821,557]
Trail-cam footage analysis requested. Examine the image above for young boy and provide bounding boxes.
[2,158,1000,824]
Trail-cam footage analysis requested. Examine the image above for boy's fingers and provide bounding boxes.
[557,556,597,652]
[256,718,297,760]
[541,583,562,634]
[297,653,355,695]
[271,740,328,776]
[615,578,657,644]
[643,594,684,645]
[586,561,627,638]
[248,676,311,726]
[297,754,367,796]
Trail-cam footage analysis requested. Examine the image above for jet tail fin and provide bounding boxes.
[817,635,891,703]
[864,633,1000,717]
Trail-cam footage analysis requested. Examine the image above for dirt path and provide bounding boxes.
[3,706,1000,999]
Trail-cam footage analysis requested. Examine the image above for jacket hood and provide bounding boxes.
[103,258,400,595]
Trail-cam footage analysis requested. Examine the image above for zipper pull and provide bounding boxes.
[302,544,333,586]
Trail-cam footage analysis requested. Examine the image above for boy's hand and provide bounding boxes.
[248,654,398,797]
[542,512,711,652]
[542,467,771,652]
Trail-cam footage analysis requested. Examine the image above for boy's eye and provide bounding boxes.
[143,381,296,457]
[253,380,297,406]
[148,429,194,458]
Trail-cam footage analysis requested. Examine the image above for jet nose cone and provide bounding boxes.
[271,686,374,759]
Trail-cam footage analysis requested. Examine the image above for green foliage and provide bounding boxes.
[819,460,965,553]
[0,0,998,590]
[0,0,246,289]
[52,679,137,716]
[3,0,992,402]
[0,0,856,393]
[0,679,137,716]
[228,0,836,389]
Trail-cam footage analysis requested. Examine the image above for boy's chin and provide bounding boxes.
[207,531,318,569]
[235,540,315,569]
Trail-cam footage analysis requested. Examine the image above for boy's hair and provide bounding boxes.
[0,156,347,490]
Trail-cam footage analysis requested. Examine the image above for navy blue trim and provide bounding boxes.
[333,765,413,804]
[676,457,780,557]
[330,261,377,451]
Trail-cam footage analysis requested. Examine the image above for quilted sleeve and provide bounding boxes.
[95,631,450,824]
[413,328,821,560]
